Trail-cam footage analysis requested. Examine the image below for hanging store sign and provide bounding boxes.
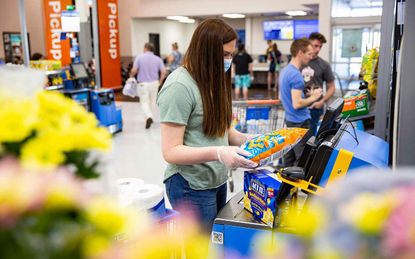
[61,10,81,32]
[97,0,121,88]
[43,0,72,65]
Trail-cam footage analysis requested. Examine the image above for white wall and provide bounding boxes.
[0,0,332,62]
[129,0,310,18]
[120,0,332,60]
[224,18,246,30]
[0,0,45,59]
[131,19,196,57]
[118,0,318,57]
[130,16,322,59]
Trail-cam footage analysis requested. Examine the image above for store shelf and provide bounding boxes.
[45,70,63,76]
[347,102,376,122]
[45,85,64,91]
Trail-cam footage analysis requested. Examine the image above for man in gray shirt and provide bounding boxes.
[130,42,166,129]
[301,32,335,135]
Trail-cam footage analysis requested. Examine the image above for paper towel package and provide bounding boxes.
[243,169,281,227]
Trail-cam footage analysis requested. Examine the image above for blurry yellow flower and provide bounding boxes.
[253,233,284,258]
[63,126,112,152]
[37,91,73,116]
[82,233,111,258]
[0,99,37,142]
[44,184,79,211]
[35,91,111,152]
[344,192,396,235]
[310,249,343,259]
[127,225,210,259]
[284,202,327,238]
[86,198,129,236]
[20,136,65,169]
[68,104,99,127]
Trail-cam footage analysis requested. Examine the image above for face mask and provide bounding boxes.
[224,58,232,72]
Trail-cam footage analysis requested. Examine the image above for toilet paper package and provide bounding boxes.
[117,181,166,219]
[134,184,166,218]
[116,178,144,195]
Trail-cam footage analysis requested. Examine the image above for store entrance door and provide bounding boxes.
[149,33,160,57]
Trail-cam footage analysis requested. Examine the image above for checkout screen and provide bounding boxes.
[72,64,88,79]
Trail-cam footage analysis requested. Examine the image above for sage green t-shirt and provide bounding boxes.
[157,67,228,190]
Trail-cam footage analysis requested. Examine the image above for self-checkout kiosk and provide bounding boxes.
[211,98,389,258]
[60,63,122,134]
[89,89,122,134]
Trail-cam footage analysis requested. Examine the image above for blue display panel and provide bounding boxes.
[263,20,294,40]
[294,20,319,39]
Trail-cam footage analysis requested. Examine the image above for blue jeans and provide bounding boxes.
[165,173,227,232]
[310,108,324,136]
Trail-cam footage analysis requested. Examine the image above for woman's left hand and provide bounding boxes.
[246,134,260,141]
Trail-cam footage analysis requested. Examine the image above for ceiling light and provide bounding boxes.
[179,18,195,24]
[222,13,246,19]
[285,10,307,16]
[166,16,189,20]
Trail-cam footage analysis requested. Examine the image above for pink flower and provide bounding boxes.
[383,186,415,257]
[0,158,89,227]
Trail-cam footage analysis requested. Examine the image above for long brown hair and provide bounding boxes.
[183,18,237,138]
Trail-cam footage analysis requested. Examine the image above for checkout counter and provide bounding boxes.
[251,63,272,86]
[59,63,123,134]
[211,98,389,257]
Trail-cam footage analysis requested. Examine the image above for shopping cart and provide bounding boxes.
[228,99,285,192]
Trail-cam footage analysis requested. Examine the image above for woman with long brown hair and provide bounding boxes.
[157,18,257,231]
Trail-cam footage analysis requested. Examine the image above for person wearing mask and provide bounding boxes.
[157,18,257,232]
[167,42,183,73]
[280,38,322,167]
[301,32,335,135]
[130,42,166,129]
[232,43,254,99]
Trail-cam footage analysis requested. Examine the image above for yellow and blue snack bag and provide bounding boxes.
[243,169,281,227]
[241,128,308,166]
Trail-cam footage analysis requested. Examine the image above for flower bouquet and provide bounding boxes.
[0,66,111,179]
[252,169,415,259]
[0,158,143,259]
[0,66,211,259]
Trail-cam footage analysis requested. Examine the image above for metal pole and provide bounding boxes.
[18,0,30,66]
[396,0,415,166]
[91,0,101,88]
[374,0,396,140]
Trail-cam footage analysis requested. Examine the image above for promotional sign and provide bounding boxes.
[43,0,72,65]
[61,11,81,32]
[97,0,121,88]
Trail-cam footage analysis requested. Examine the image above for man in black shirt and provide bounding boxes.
[301,32,335,135]
[232,44,254,99]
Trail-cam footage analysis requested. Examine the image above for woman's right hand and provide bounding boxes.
[216,146,258,169]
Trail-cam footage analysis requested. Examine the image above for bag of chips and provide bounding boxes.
[241,128,308,166]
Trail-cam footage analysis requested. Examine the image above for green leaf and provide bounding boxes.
[64,151,100,179]
[2,131,36,156]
